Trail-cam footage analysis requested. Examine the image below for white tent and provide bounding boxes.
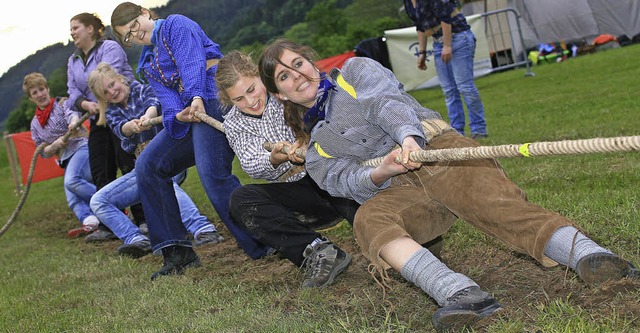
[466,0,640,48]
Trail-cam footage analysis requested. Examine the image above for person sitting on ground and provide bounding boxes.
[23,72,99,236]
[258,39,640,332]
[87,62,224,258]
[216,50,359,288]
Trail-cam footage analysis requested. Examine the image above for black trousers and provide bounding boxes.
[229,174,359,267]
[88,119,145,227]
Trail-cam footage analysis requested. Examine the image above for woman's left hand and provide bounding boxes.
[441,45,453,63]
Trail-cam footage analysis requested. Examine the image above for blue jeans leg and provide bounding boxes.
[64,145,96,223]
[136,128,195,252]
[435,30,487,136]
[192,99,271,258]
[90,171,147,244]
[174,183,215,237]
[434,42,465,135]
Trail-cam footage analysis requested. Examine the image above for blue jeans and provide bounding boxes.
[90,170,215,245]
[63,145,96,223]
[135,99,271,258]
[433,29,487,136]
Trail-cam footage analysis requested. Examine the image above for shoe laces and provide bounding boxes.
[302,241,334,278]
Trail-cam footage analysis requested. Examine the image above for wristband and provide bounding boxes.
[418,50,427,55]
[192,96,203,102]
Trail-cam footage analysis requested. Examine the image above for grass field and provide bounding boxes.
[1,44,639,332]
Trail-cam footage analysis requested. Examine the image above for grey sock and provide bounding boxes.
[543,226,612,269]
[400,248,477,306]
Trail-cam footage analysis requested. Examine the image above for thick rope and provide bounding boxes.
[190,110,640,166]
[1,113,91,238]
[362,135,640,167]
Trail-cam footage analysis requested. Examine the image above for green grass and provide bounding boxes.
[1,44,640,332]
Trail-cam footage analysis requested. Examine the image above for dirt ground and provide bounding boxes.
[85,220,640,332]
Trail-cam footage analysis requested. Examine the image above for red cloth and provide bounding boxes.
[316,50,356,72]
[592,34,617,45]
[8,131,65,185]
[35,98,55,128]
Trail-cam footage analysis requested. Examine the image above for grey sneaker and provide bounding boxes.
[432,286,503,332]
[138,223,149,235]
[300,239,351,289]
[85,229,119,243]
[117,239,152,259]
[575,253,639,284]
[193,231,224,247]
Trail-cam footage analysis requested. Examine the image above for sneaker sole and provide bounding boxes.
[67,229,93,238]
[302,252,352,289]
[432,300,503,332]
[577,254,630,284]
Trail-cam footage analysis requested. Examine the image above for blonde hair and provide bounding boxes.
[22,72,48,96]
[88,62,130,126]
[215,50,259,107]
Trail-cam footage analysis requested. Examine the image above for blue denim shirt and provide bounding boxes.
[66,40,134,120]
[138,14,223,140]
[403,0,470,39]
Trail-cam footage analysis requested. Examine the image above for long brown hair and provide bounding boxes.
[110,2,158,46]
[259,39,319,145]
[71,13,105,41]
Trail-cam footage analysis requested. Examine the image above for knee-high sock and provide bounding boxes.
[400,248,477,306]
[543,226,612,269]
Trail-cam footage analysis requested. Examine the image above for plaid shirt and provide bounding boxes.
[404,0,469,39]
[104,80,163,154]
[223,96,305,182]
[30,97,87,163]
[139,15,223,140]
[305,57,442,204]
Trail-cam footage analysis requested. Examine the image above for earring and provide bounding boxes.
[282,96,288,101]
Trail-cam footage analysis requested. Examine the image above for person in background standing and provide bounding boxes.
[66,12,145,242]
[110,2,272,280]
[404,0,488,139]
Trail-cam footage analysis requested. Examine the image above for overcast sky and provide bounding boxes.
[0,0,169,76]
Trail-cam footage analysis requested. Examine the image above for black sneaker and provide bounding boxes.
[85,229,119,243]
[150,245,201,281]
[575,253,638,284]
[117,239,152,259]
[193,231,224,247]
[300,239,351,288]
[432,286,503,332]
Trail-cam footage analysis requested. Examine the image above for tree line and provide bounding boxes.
[2,0,410,133]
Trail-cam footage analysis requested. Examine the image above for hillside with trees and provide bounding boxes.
[0,0,409,133]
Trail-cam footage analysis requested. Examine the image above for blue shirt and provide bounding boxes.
[404,0,469,39]
[138,14,223,139]
[104,80,163,154]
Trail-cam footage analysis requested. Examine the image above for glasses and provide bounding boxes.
[123,19,140,44]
